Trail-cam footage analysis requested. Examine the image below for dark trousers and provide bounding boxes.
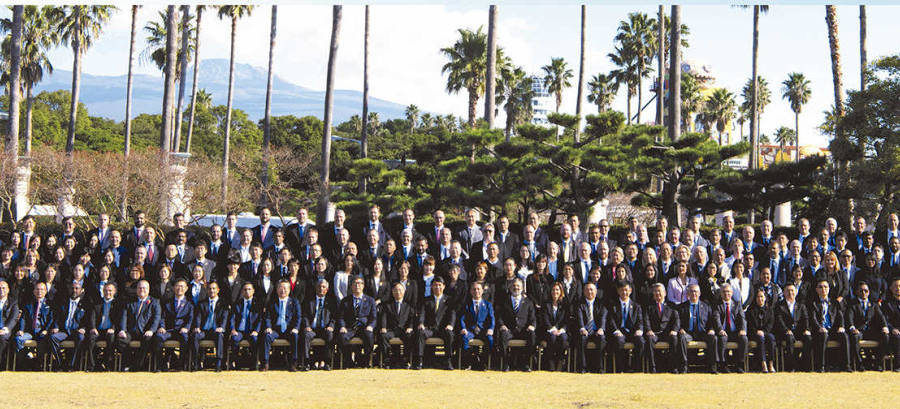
[0,333,9,367]
[86,330,117,370]
[191,329,224,367]
[116,331,154,370]
[848,329,889,368]
[778,331,812,371]
[677,331,717,370]
[497,327,535,364]
[152,330,190,369]
[889,332,900,367]
[48,330,86,369]
[415,327,454,359]
[609,331,645,372]
[262,329,300,365]
[230,331,259,368]
[811,329,850,371]
[716,330,748,365]
[573,332,606,371]
[460,329,493,367]
[303,328,334,364]
[750,331,776,366]
[645,332,677,371]
[338,328,374,366]
[379,329,414,365]
[542,332,569,369]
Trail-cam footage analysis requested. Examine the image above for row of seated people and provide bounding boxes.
[2,266,899,374]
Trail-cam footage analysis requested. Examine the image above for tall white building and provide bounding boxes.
[530,75,553,126]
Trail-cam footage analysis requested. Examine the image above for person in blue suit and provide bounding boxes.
[49,281,90,371]
[460,281,494,370]
[337,276,376,368]
[153,279,194,371]
[117,280,161,371]
[261,280,303,371]
[191,281,229,372]
[229,282,263,370]
[16,282,56,370]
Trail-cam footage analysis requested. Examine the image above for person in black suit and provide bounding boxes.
[261,281,303,371]
[643,283,680,373]
[808,278,851,372]
[337,276,377,368]
[229,282,263,370]
[713,284,748,373]
[677,284,719,374]
[163,213,196,247]
[251,207,278,249]
[775,283,812,372]
[159,244,189,281]
[607,280,645,373]
[85,282,120,371]
[15,282,56,370]
[416,277,455,370]
[573,282,607,373]
[494,215,520,261]
[239,243,265,282]
[456,209,483,256]
[846,281,889,371]
[359,229,385,272]
[302,279,336,370]
[746,289,776,372]
[191,281,228,372]
[207,224,231,265]
[495,278,536,372]
[117,280,162,371]
[363,204,392,248]
[539,282,569,372]
[0,280,19,365]
[284,207,314,256]
[219,258,245,306]
[883,278,900,371]
[378,283,417,369]
[152,279,194,372]
[48,281,91,371]
[395,208,425,245]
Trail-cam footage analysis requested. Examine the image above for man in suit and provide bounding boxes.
[596,220,617,253]
[714,284,748,373]
[846,281,889,371]
[141,227,162,268]
[123,210,147,253]
[239,243,265,282]
[456,208,483,256]
[152,279,194,371]
[92,213,112,252]
[774,283,811,372]
[261,280,303,371]
[285,207,315,256]
[883,277,900,371]
[86,282,120,371]
[160,244,189,281]
[573,283,606,373]
[764,241,789,287]
[847,216,867,254]
[229,282,263,370]
[608,280,645,373]
[468,223,495,264]
[568,214,585,246]
[521,225,545,260]
[395,208,424,244]
[573,242,594,283]
[416,277,455,370]
[495,215,520,261]
[359,229,385,271]
[526,212,550,254]
[557,224,577,264]
[677,284,719,374]
[378,283,416,369]
[172,230,196,265]
[49,281,91,371]
[808,278,851,372]
[363,204,391,247]
[337,276,376,368]
[222,212,242,249]
[57,216,84,250]
[302,279,336,370]
[407,236,430,278]
[643,283,680,373]
[117,280,162,371]
[15,282,56,369]
[438,241,468,282]
[427,210,448,250]
[876,213,900,250]
[251,207,278,250]
[191,281,228,372]
[208,224,230,265]
[188,242,216,283]
[459,281,494,370]
[495,278,536,372]
[327,228,350,267]
[321,209,347,256]
[265,230,288,262]
[688,215,710,249]
[108,231,131,272]
[164,213,196,246]
[0,280,19,365]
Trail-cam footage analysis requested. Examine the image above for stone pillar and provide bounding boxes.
[587,198,610,225]
[13,162,30,221]
[162,152,192,225]
[774,202,791,227]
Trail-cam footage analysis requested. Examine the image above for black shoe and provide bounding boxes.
[734,366,744,374]
[502,364,510,372]
[709,366,718,374]
[260,363,269,372]
[523,365,532,372]
[323,364,331,371]
[288,363,296,372]
[718,364,729,374]
[578,368,586,374]
[443,361,454,370]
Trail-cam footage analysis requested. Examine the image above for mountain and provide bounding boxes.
[33,59,410,123]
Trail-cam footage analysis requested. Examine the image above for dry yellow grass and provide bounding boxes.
[0,370,897,408]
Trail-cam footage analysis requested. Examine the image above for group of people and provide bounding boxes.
[1,205,899,375]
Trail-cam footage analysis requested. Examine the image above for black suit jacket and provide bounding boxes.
[192,298,230,330]
[161,298,195,332]
[363,222,392,249]
[302,296,337,329]
[643,300,679,334]
[217,276,245,306]
[607,298,644,334]
[0,298,20,332]
[539,302,569,332]
[677,301,719,333]
[713,299,746,332]
[337,294,377,331]
[419,295,456,330]
[882,298,900,331]
[495,231,520,261]
[378,300,416,332]
[774,299,809,335]
[845,298,887,332]
[88,298,122,332]
[573,299,607,332]
[495,295,536,333]
[807,298,845,332]
[284,222,315,255]
[745,304,773,333]
[120,297,162,334]
[265,297,303,331]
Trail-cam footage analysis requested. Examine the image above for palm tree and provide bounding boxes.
[441,27,507,128]
[773,126,796,161]
[3,6,23,161]
[587,73,617,113]
[173,5,191,152]
[654,5,665,125]
[702,88,736,145]
[614,12,654,124]
[360,5,369,193]
[782,72,811,162]
[185,5,205,154]
[497,66,534,139]
[420,113,434,129]
[542,57,573,114]
[736,103,750,142]
[859,5,866,90]
[825,5,844,118]
[402,104,418,165]
[318,5,341,224]
[574,4,585,142]
[261,5,277,202]
[680,72,703,132]
[195,88,212,109]
[159,6,177,165]
[52,5,116,157]
[608,45,638,124]
[216,5,254,205]
[742,76,771,147]
[484,5,497,128]
[124,5,137,158]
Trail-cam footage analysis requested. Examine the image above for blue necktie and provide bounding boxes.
[240,301,250,331]
[621,302,627,329]
[316,298,324,329]
[823,301,832,329]
[278,300,287,332]
[204,301,215,330]
[690,304,697,332]
[100,301,111,330]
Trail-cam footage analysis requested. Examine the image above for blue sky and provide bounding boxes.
[10,4,900,148]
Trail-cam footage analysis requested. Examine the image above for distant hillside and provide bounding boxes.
[33,58,410,123]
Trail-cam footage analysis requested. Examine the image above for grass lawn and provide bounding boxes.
[0,370,896,408]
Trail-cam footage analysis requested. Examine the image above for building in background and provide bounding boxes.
[530,75,553,126]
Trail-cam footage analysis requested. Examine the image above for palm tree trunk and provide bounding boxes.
[636,64,643,124]
[160,5,178,224]
[261,5,277,206]
[185,6,202,154]
[6,5,23,162]
[859,5,867,91]
[359,4,369,194]
[626,91,632,125]
[826,5,844,118]
[665,5,682,226]
[656,4,665,126]
[124,5,137,158]
[318,5,342,224]
[222,15,237,206]
[794,112,800,162]
[173,5,190,152]
[749,5,759,172]
[66,18,82,156]
[467,89,478,129]
[484,5,497,129]
[24,85,33,156]
[574,4,585,143]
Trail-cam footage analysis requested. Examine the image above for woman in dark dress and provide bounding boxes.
[540,282,570,372]
[746,289,776,373]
